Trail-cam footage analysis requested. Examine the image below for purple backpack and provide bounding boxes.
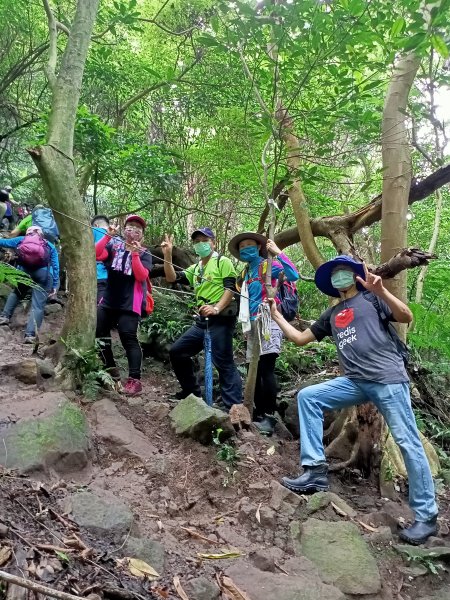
[17,234,50,269]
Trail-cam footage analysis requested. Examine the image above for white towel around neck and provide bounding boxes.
[238,279,251,333]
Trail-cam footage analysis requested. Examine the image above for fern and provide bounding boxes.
[62,340,114,400]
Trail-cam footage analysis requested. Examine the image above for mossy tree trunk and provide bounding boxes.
[28,0,100,351]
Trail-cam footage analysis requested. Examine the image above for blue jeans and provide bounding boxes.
[2,267,51,337]
[298,377,438,522]
[169,316,242,407]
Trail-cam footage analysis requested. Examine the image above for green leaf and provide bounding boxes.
[430,33,449,58]
[211,16,220,34]
[399,32,427,51]
[390,17,405,37]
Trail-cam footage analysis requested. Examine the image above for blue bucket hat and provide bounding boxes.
[315,255,366,297]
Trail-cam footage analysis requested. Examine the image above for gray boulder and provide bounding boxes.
[124,536,165,574]
[305,491,357,518]
[68,491,135,540]
[225,562,344,600]
[0,400,89,475]
[169,394,234,444]
[295,518,381,595]
[184,577,220,600]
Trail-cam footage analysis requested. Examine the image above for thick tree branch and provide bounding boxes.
[42,0,58,90]
[371,248,437,279]
[274,163,450,249]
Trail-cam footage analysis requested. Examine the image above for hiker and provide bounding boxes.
[269,255,438,545]
[8,205,59,243]
[228,232,299,435]
[95,215,152,396]
[161,228,243,409]
[91,214,110,304]
[0,226,59,342]
[0,190,9,227]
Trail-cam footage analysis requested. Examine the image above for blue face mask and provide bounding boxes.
[239,246,260,262]
[331,269,355,290]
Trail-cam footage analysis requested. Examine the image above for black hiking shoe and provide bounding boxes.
[282,464,329,494]
[254,415,277,436]
[398,517,438,545]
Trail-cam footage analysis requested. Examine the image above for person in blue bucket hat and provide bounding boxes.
[268,254,438,546]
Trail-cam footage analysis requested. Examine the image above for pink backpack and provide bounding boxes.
[17,234,50,269]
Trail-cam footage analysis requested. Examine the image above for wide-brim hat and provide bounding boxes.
[315,255,366,297]
[228,232,268,259]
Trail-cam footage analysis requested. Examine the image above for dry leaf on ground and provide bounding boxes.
[198,551,242,560]
[173,576,190,600]
[266,445,275,456]
[0,546,11,566]
[216,573,252,600]
[118,557,160,580]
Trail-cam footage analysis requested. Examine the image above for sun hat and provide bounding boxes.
[315,255,366,297]
[191,227,215,240]
[228,232,268,259]
[125,215,146,229]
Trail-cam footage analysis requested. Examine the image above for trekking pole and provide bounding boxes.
[203,317,213,406]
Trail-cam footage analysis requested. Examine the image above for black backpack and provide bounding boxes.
[363,291,409,367]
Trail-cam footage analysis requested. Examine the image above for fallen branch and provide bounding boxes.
[0,570,82,600]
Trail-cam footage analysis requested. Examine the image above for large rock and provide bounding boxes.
[68,491,134,540]
[295,518,381,595]
[169,394,234,444]
[184,577,220,600]
[124,536,165,574]
[305,492,357,518]
[0,400,89,475]
[0,358,55,385]
[283,378,330,438]
[394,545,450,561]
[270,480,302,512]
[420,592,450,600]
[225,562,344,600]
[90,399,157,462]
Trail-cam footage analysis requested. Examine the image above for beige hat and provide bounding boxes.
[228,232,268,259]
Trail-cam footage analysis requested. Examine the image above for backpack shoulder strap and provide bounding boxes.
[362,291,390,328]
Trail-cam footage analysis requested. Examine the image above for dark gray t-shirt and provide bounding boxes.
[310,292,409,384]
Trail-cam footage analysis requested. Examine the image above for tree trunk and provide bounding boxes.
[29,0,100,350]
[275,104,325,269]
[380,52,420,319]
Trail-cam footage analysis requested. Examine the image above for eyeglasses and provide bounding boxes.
[125,226,142,232]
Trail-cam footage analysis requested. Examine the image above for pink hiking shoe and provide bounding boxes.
[122,378,142,397]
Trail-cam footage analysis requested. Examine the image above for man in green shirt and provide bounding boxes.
[8,213,32,237]
[162,227,242,408]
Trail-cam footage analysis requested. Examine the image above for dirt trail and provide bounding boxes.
[1,306,450,600]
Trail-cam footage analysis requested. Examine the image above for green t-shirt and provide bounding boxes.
[185,253,237,306]
[17,214,32,233]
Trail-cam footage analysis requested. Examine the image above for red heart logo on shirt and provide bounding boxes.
[335,308,355,328]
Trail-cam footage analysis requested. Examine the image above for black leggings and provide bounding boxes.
[96,306,142,379]
[254,353,278,418]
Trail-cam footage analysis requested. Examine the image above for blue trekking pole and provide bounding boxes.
[204,318,213,406]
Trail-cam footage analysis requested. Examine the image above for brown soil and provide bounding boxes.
[1,305,450,600]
